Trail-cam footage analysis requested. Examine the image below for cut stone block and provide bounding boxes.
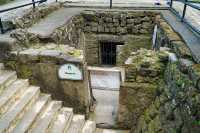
[0,86,40,132]
[0,79,29,116]
[29,101,62,133]
[49,107,73,133]
[67,115,85,133]
[82,120,96,133]
[0,71,17,95]
[13,94,51,133]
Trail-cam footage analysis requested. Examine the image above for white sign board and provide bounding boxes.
[58,64,83,80]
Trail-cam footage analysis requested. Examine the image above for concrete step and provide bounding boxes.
[0,70,17,94]
[0,79,29,116]
[67,115,85,133]
[27,8,82,39]
[95,128,130,133]
[0,63,4,70]
[49,107,73,133]
[13,94,51,133]
[82,120,96,133]
[29,101,62,133]
[0,86,40,132]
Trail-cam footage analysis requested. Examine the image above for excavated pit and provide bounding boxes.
[1,6,199,133]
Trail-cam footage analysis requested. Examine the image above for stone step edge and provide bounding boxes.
[12,94,51,133]
[0,79,29,116]
[0,86,40,132]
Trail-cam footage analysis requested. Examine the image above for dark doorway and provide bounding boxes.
[100,42,122,65]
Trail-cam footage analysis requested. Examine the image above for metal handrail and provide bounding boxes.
[170,0,200,35]
[0,0,50,34]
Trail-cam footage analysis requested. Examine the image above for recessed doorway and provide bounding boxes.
[100,42,123,65]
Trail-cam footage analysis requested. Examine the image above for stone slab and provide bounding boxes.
[82,120,96,133]
[0,79,29,115]
[0,71,17,93]
[30,101,62,133]
[28,8,83,39]
[0,86,40,132]
[13,94,51,133]
[49,107,73,133]
[67,115,85,133]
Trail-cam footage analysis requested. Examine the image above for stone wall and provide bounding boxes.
[117,49,168,129]
[84,33,152,66]
[130,15,200,133]
[3,3,62,30]
[82,10,158,35]
[82,10,158,66]
[4,44,91,115]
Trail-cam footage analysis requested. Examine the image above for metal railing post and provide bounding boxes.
[181,0,187,22]
[0,18,4,34]
[170,0,173,8]
[32,0,36,8]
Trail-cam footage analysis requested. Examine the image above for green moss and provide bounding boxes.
[171,63,192,87]
[4,61,16,70]
[17,64,32,79]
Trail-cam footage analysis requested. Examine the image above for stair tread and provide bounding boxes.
[96,128,130,133]
[67,114,85,133]
[13,94,51,133]
[28,8,82,38]
[0,86,40,132]
[30,101,62,133]
[0,63,4,70]
[0,70,16,86]
[49,107,73,133]
[82,120,96,133]
[0,79,29,111]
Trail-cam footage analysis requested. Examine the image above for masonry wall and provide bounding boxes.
[4,47,91,115]
[82,10,157,66]
[117,49,168,129]
[131,15,200,133]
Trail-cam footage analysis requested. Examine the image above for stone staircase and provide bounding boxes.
[0,63,96,133]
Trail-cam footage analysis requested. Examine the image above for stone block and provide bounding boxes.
[19,49,40,63]
[39,50,61,63]
[171,41,193,59]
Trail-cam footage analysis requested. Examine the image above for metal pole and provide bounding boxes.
[182,0,187,22]
[170,0,173,8]
[32,0,36,8]
[110,0,112,9]
[0,18,4,34]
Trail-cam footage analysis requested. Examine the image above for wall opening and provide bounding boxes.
[100,42,123,65]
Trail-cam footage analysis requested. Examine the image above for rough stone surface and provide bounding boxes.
[117,49,168,128]
[4,44,89,115]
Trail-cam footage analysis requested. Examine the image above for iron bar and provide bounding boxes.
[32,0,36,8]
[170,0,173,8]
[110,0,112,9]
[0,0,47,13]
[0,18,4,34]
[181,0,187,22]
